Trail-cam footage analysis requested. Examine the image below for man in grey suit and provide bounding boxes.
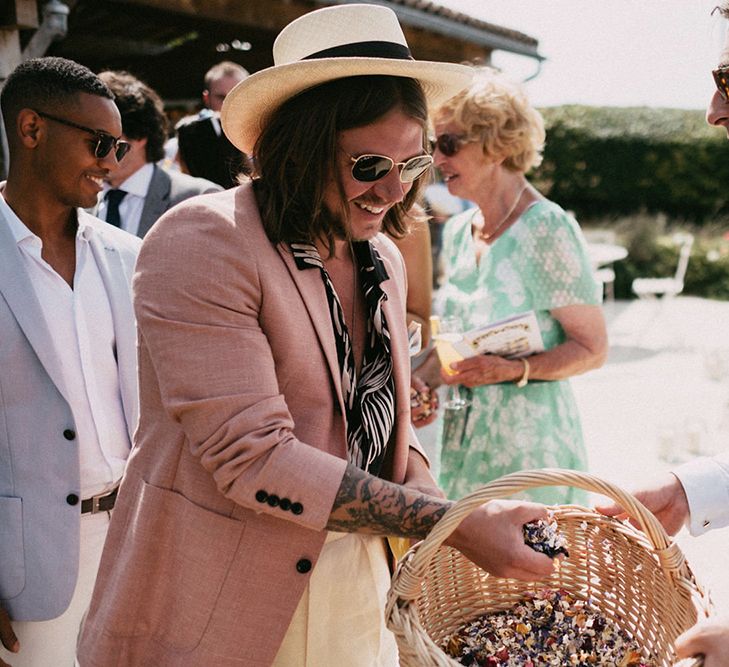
[0,57,141,666]
[94,71,221,238]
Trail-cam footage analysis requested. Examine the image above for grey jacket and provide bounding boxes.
[92,164,222,238]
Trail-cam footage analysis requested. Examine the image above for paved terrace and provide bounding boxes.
[573,296,729,616]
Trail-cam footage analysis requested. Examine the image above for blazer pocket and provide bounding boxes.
[107,480,245,652]
[0,496,25,600]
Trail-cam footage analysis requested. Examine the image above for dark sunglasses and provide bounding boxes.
[713,66,729,103]
[34,110,131,162]
[431,133,470,158]
[349,153,433,183]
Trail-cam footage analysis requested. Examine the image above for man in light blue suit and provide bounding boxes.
[0,57,141,666]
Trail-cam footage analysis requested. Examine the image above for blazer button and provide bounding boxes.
[266,494,280,507]
[66,493,79,506]
[63,429,76,440]
[279,498,291,511]
[255,490,268,503]
[290,502,303,515]
[296,558,312,574]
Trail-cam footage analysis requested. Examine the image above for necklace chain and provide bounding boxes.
[478,183,528,241]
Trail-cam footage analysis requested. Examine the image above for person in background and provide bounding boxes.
[420,69,607,504]
[0,56,140,667]
[76,6,556,666]
[423,180,471,289]
[92,70,221,238]
[388,212,440,428]
[176,61,249,187]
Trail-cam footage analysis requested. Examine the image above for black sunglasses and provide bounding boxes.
[431,133,471,158]
[35,110,131,162]
[349,153,433,183]
[713,66,729,103]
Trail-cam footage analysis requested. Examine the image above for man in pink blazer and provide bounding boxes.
[77,6,555,666]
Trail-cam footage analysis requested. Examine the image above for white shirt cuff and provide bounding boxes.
[674,456,729,536]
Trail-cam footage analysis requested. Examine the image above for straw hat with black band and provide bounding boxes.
[221,3,474,155]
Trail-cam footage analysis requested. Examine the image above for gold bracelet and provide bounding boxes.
[515,357,530,388]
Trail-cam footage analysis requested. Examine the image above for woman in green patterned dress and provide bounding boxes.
[421,71,608,504]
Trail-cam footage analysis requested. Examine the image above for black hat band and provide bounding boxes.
[303,40,413,61]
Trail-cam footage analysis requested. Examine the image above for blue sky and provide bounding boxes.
[438,0,723,109]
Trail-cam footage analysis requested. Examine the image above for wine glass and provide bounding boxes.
[431,315,470,411]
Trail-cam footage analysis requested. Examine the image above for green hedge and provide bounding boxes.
[533,106,729,223]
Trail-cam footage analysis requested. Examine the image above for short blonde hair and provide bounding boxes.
[436,68,545,173]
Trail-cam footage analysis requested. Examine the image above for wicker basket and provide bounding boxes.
[386,469,712,667]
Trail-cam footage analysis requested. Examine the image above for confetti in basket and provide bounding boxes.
[385,469,712,667]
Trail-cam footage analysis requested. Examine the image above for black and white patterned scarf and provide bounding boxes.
[291,240,395,476]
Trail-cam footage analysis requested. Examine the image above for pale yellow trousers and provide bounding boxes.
[272,532,399,666]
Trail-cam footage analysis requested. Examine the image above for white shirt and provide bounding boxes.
[0,194,131,498]
[98,162,155,237]
[674,452,729,536]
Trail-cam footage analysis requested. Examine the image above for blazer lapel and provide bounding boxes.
[85,218,139,436]
[0,208,74,405]
[275,244,346,414]
[137,165,170,238]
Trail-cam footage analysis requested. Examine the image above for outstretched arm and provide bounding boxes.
[596,472,690,536]
[675,617,729,667]
[327,463,556,580]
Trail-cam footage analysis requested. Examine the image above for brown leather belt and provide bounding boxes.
[81,487,118,514]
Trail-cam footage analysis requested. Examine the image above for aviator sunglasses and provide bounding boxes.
[713,66,729,103]
[349,153,433,183]
[431,133,471,157]
[34,110,131,161]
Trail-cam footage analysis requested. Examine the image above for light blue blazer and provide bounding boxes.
[0,204,141,621]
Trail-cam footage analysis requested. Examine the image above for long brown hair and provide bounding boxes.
[252,75,429,253]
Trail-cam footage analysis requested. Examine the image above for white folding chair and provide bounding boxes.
[632,233,694,299]
[595,266,616,300]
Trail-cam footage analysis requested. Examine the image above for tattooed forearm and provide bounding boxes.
[326,463,454,539]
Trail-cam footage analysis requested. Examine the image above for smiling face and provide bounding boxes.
[323,107,427,242]
[433,118,502,202]
[35,92,125,209]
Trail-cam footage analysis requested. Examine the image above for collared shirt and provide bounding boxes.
[0,193,131,498]
[674,453,729,536]
[99,162,155,237]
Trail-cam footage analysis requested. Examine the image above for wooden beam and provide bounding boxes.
[116,0,315,32]
[404,26,490,65]
[0,28,22,179]
[0,0,38,30]
[0,30,22,80]
[118,0,490,65]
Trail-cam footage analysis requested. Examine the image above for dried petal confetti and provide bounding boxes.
[440,589,655,666]
[523,517,569,559]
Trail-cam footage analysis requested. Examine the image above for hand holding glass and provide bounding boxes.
[431,315,470,410]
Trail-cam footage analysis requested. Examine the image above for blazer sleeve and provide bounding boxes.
[133,191,347,531]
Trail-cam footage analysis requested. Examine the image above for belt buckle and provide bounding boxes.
[91,492,104,514]
[89,488,114,514]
